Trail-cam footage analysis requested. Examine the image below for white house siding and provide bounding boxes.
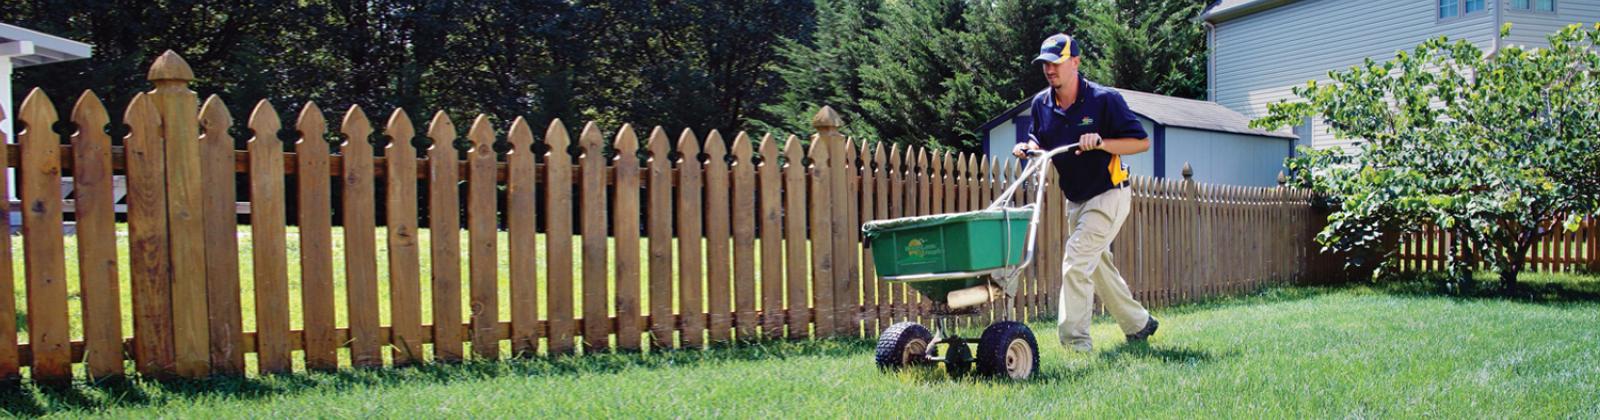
[1163,127,1293,187]
[1501,0,1600,48]
[1211,0,1497,152]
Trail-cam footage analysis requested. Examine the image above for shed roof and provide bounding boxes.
[1114,88,1295,138]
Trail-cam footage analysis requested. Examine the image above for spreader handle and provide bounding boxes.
[1022,144,1079,158]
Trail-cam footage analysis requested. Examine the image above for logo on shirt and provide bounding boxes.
[1079,117,1095,126]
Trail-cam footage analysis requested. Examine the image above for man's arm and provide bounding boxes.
[1079,92,1150,155]
[1013,101,1045,157]
[1076,133,1148,155]
[1097,136,1149,155]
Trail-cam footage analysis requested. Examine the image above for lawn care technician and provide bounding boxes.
[1012,33,1158,352]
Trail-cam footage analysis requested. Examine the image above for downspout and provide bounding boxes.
[1492,0,1503,55]
[1204,21,1217,101]
[1153,124,1167,178]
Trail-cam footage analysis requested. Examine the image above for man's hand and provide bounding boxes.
[1076,133,1103,155]
[1013,141,1041,158]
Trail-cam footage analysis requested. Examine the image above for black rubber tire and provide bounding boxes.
[942,337,972,378]
[976,321,1040,380]
[875,322,933,371]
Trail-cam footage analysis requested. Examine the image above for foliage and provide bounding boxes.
[1254,24,1600,286]
[755,0,1210,151]
[751,0,885,141]
[1,0,811,139]
[2,0,1203,152]
[1069,0,1208,100]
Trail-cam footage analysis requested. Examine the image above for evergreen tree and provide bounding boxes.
[753,0,883,141]
[1071,0,1207,99]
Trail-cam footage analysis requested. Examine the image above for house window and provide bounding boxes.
[1512,0,1556,11]
[1439,0,1488,20]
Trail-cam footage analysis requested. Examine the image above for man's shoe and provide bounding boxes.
[1126,316,1159,342]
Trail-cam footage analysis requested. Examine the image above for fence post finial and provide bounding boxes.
[1278,171,1287,186]
[147,50,195,86]
[1182,162,1193,179]
[812,106,842,135]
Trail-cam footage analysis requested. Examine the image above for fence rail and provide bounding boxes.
[0,52,1328,385]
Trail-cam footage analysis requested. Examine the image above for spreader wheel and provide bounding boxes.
[976,321,1039,380]
[942,337,972,378]
[875,322,933,370]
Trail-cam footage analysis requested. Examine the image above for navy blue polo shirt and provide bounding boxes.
[1023,78,1147,203]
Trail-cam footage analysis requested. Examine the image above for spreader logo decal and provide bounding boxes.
[905,238,942,259]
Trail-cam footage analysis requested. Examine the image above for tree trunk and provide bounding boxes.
[1448,228,1476,283]
[1500,235,1536,287]
[1498,264,1521,286]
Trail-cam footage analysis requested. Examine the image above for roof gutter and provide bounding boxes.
[1198,0,1296,23]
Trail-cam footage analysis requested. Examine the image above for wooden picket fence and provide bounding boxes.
[0,52,1328,385]
[1397,218,1600,273]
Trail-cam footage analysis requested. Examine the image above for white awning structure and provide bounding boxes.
[0,23,94,67]
[1,23,92,219]
[1,22,93,139]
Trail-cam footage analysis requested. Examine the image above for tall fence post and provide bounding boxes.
[1589,216,1598,273]
[1276,172,1288,284]
[1184,165,1199,302]
[147,51,210,378]
[812,106,855,338]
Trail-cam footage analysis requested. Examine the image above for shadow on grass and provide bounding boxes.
[897,341,1224,386]
[1028,342,1222,385]
[1145,270,1600,317]
[1370,271,1600,306]
[1133,284,1345,317]
[0,338,878,416]
[1097,341,1218,365]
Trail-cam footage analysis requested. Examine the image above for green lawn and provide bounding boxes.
[3,272,1596,417]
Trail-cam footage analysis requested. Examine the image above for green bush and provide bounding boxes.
[1253,24,1600,286]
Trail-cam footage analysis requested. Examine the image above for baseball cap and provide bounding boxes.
[1033,33,1080,64]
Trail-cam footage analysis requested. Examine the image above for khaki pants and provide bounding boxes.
[1057,187,1149,352]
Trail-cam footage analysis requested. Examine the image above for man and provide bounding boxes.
[1012,33,1158,352]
